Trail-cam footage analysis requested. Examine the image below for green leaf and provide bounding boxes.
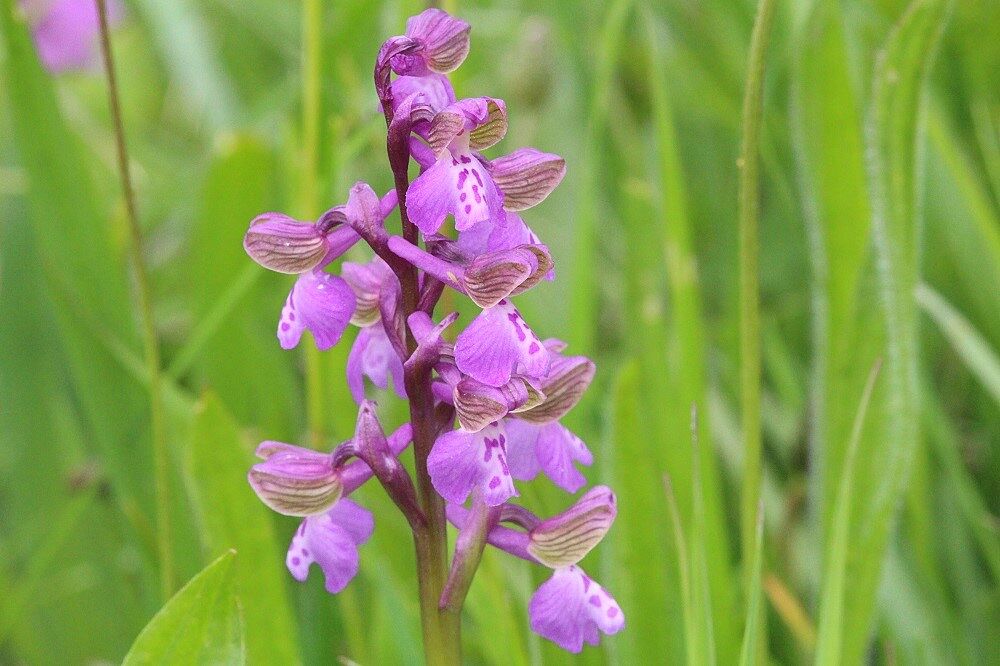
[123,550,244,665]
[737,505,765,666]
[916,283,1000,405]
[814,360,882,665]
[187,393,301,665]
[853,0,950,661]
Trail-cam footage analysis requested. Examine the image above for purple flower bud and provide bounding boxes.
[390,8,471,76]
[529,565,624,653]
[244,213,329,274]
[454,300,549,387]
[487,148,566,212]
[505,420,593,493]
[527,486,616,568]
[277,269,356,351]
[248,441,342,516]
[406,311,459,374]
[427,422,516,507]
[286,499,374,594]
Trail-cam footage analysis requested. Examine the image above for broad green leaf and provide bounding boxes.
[187,393,301,665]
[124,550,244,665]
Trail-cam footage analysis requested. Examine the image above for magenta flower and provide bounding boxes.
[406,98,508,234]
[529,565,625,652]
[286,499,374,594]
[244,8,622,658]
[454,299,549,387]
[427,422,516,507]
[22,0,123,73]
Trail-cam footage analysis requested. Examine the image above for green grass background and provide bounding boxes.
[1,0,998,663]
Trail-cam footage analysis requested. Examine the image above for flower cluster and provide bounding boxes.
[244,9,622,654]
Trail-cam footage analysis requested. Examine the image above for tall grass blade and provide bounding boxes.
[814,359,882,665]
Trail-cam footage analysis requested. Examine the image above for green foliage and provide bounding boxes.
[123,551,244,665]
[1,0,997,663]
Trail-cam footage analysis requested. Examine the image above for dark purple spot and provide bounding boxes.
[589,595,602,607]
[460,155,472,163]
[452,157,459,166]
[581,574,592,591]
[292,557,301,566]
[457,171,468,189]
[528,342,540,354]
[474,191,482,203]
[489,476,501,489]
[288,311,296,321]
[507,312,527,341]
[281,322,291,332]
[608,607,619,618]
[472,169,483,186]
[465,204,472,214]
[483,446,492,462]
[298,523,307,536]
[460,192,467,202]
[301,548,310,557]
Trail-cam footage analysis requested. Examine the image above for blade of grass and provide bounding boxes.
[689,406,717,665]
[738,503,765,666]
[566,0,632,354]
[737,0,778,583]
[814,359,882,665]
[663,475,697,666]
[96,0,174,599]
[916,283,1000,405]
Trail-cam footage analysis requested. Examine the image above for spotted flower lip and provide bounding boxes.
[454,299,549,387]
[277,269,356,351]
[529,565,624,653]
[428,421,517,507]
[286,499,374,594]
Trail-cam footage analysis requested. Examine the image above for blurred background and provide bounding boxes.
[1,0,998,663]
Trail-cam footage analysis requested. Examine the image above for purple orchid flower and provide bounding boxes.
[427,421,516,507]
[21,0,123,73]
[529,565,625,652]
[250,423,412,594]
[453,299,549,387]
[446,486,623,651]
[406,98,508,234]
[245,8,622,658]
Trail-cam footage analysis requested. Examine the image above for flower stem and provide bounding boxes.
[96,0,174,601]
[738,0,777,658]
